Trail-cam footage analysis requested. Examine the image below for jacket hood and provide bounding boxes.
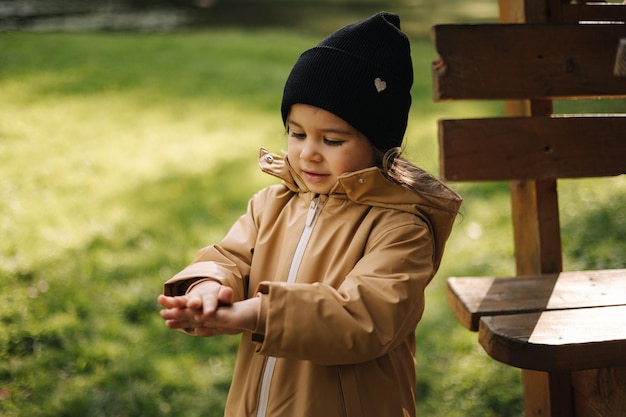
[258,148,462,271]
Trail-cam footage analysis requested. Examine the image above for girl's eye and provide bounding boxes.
[324,138,344,146]
[289,132,306,139]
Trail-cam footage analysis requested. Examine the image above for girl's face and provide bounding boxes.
[286,104,376,195]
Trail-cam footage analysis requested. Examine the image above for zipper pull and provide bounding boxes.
[306,197,320,227]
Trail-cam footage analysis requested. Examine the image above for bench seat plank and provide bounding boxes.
[439,116,626,181]
[479,305,626,371]
[447,269,626,331]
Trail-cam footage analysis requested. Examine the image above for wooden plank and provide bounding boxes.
[431,24,626,101]
[562,4,626,23]
[446,269,626,331]
[545,0,565,23]
[571,367,626,417]
[478,305,626,371]
[439,116,626,182]
[446,276,500,331]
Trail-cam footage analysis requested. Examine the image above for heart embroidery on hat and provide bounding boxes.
[374,77,387,93]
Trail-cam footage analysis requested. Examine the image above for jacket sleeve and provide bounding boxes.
[252,215,435,365]
[163,190,265,301]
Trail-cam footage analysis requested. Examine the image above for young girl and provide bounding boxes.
[158,12,462,417]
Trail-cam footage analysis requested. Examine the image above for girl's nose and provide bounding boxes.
[300,141,322,162]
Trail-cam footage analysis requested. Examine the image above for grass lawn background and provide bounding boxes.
[1,8,625,416]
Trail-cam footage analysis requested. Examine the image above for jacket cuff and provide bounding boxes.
[251,284,270,344]
[184,278,216,295]
[163,277,208,297]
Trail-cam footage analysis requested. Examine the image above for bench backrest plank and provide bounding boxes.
[561,3,626,23]
[440,116,626,181]
[432,24,626,101]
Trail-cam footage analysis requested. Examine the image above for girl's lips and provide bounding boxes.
[302,170,329,183]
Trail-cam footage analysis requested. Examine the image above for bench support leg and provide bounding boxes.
[523,370,573,417]
[510,179,562,276]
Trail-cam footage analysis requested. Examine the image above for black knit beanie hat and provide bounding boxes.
[281,12,413,152]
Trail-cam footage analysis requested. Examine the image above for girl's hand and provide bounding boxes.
[157,280,232,332]
[197,296,261,335]
[157,281,260,337]
[186,280,235,320]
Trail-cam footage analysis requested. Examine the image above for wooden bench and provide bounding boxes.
[447,269,626,371]
[431,1,626,416]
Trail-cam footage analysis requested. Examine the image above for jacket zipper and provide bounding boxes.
[255,196,321,417]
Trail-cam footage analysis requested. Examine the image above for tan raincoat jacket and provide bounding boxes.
[164,149,462,417]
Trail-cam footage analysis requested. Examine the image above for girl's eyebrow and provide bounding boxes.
[287,118,355,136]
[286,118,302,129]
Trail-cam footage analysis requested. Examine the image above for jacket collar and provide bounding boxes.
[258,148,463,272]
[258,148,459,214]
[259,148,397,200]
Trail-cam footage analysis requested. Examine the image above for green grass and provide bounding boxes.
[1,27,624,417]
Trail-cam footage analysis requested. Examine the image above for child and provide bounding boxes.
[158,11,462,417]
